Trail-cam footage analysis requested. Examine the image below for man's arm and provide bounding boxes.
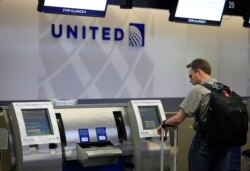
[164,108,187,126]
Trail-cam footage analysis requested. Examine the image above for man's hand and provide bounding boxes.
[156,120,169,135]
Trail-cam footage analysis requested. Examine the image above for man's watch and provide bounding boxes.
[161,120,167,128]
[161,120,176,128]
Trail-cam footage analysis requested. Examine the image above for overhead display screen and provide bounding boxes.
[170,0,226,26]
[22,109,53,136]
[39,0,108,17]
[138,106,161,130]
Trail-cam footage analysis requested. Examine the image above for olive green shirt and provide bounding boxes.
[180,78,217,130]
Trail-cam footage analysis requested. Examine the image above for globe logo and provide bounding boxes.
[129,23,145,47]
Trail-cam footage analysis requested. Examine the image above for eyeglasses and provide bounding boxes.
[189,73,193,79]
[188,71,197,79]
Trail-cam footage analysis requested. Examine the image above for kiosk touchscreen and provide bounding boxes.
[128,100,166,138]
[22,109,53,136]
[138,106,161,130]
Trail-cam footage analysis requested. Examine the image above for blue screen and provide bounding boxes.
[22,109,53,136]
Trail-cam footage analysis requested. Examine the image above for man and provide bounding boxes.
[157,58,230,171]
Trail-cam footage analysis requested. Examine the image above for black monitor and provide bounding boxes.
[242,0,250,28]
[22,109,53,136]
[169,0,226,26]
[37,0,108,17]
[243,18,250,28]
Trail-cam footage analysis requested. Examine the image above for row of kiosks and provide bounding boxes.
[0,100,174,171]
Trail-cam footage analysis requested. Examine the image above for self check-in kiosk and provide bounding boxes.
[0,100,174,171]
[1,102,62,171]
[127,100,169,171]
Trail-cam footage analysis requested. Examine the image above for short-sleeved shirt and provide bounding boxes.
[180,78,218,130]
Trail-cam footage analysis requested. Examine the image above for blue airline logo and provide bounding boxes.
[129,23,145,47]
[51,23,145,47]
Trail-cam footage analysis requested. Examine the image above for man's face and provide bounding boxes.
[187,67,201,85]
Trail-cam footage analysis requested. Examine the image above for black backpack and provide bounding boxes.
[199,82,248,147]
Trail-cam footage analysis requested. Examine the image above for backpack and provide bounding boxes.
[199,82,248,147]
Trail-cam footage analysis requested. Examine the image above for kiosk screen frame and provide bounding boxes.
[10,102,61,145]
[129,100,166,138]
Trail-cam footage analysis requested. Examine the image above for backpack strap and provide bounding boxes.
[196,82,214,134]
[201,83,213,91]
[202,82,231,95]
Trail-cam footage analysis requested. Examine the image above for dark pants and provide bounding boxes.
[188,133,230,171]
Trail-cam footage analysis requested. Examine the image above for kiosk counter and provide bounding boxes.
[0,100,174,171]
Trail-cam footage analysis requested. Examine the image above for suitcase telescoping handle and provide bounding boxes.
[160,122,177,171]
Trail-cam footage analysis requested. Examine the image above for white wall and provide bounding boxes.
[0,0,249,100]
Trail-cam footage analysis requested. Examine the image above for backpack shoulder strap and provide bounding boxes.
[202,82,233,97]
[201,83,213,91]
[197,83,215,134]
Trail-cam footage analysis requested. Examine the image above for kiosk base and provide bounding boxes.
[63,158,126,171]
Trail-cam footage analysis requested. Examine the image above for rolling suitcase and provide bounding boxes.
[160,124,177,171]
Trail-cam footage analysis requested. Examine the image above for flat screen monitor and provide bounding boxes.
[169,0,226,26]
[22,109,53,136]
[38,0,108,17]
[138,106,161,130]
